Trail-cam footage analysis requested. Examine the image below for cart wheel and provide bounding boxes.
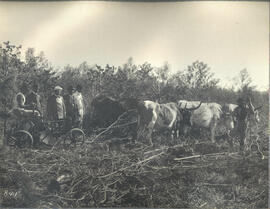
[12,130,33,148]
[65,128,85,147]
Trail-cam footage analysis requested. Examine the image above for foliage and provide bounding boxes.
[0,42,57,113]
[0,41,268,132]
[233,68,257,100]
[0,42,23,109]
[0,41,268,208]
[169,61,220,101]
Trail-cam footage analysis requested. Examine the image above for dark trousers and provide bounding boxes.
[236,121,247,151]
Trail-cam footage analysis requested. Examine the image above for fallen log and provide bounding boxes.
[174,155,201,161]
[174,152,239,161]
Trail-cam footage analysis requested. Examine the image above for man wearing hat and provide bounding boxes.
[64,85,76,129]
[73,84,85,128]
[46,86,66,120]
[233,97,255,151]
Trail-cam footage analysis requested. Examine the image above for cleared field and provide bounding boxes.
[0,126,268,208]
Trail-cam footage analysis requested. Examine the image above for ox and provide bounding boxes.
[222,102,263,150]
[178,100,262,144]
[121,99,201,146]
[90,95,125,128]
[222,103,262,125]
[178,100,235,143]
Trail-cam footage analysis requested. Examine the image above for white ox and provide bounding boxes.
[131,100,201,146]
[222,103,262,125]
[222,102,263,151]
[178,100,235,143]
[136,101,180,145]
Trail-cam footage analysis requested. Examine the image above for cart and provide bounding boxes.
[5,111,85,149]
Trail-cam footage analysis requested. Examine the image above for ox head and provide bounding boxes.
[118,97,139,111]
[177,102,202,136]
[249,105,263,124]
[179,101,202,127]
[223,111,235,130]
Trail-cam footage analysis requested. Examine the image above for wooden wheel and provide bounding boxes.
[12,130,33,148]
[64,128,85,147]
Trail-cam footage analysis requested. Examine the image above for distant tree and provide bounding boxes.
[155,62,170,83]
[170,61,220,101]
[152,62,171,102]
[115,60,156,100]
[233,69,256,100]
[184,61,219,89]
[0,41,23,109]
[121,57,138,80]
[0,42,24,146]
[21,48,58,114]
[0,41,58,117]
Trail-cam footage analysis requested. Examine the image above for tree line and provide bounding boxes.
[0,41,268,121]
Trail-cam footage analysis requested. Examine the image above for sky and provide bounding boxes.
[0,1,269,90]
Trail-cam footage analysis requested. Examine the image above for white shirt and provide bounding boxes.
[73,91,84,119]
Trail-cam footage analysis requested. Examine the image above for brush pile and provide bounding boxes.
[0,129,268,208]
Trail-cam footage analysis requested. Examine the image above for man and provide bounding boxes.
[46,86,66,120]
[73,84,84,128]
[14,84,29,110]
[12,83,40,132]
[233,97,255,151]
[25,83,42,116]
[13,83,40,117]
[64,85,76,129]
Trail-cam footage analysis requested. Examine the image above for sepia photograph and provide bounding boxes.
[0,0,269,208]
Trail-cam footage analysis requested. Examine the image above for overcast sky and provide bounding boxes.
[0,1,269,90]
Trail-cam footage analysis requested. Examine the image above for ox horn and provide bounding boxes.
[185,101,202,111]
[254,105,263,111]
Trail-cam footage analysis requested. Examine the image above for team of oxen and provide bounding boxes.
[89,95,262,147]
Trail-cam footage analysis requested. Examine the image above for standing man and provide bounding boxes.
[73,84,85,128]
[25,83,42,116]
[233,97,255,152]
[46,86,66,120]
[64,85,76,129]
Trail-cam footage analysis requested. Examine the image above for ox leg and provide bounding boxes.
[137,123,152,146]
[226,130,234,151]
[172,122,180,140]
[210,126,216,143]
[176,129,179,139]
[146,113,156,146]
[172,129,180,144]
[146,124,154,146]
[136,115,146,143]
[136,125,145,142]
[171,129,175,141]
[209,117,218,143]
